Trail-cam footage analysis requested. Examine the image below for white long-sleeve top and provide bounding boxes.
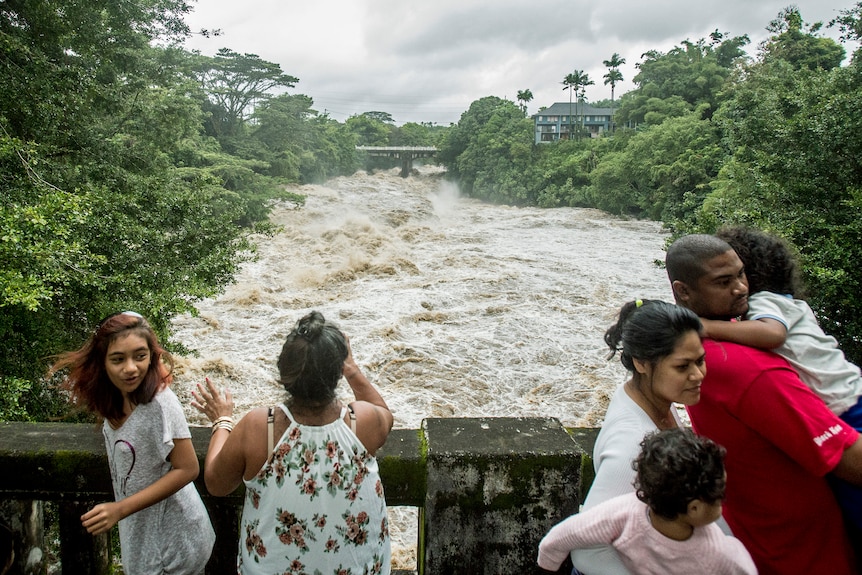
[572,383,680,575]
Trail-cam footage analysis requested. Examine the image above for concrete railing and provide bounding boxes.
[0,419,597,575]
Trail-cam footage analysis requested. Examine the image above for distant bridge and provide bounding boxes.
[356,146,438,177]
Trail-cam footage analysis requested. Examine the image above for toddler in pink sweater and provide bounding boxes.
[537,428,756,575]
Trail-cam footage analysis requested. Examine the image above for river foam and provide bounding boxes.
[169,165,673,569]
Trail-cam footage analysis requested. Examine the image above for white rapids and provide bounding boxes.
[169,165,674,570]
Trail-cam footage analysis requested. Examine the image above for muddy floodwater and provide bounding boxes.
[169,165,673,569]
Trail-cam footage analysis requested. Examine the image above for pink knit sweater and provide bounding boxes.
[538,493,757,574]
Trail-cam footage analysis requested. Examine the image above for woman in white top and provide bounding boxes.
[572,300,706,575]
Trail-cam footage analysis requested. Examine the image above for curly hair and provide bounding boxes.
[633,428,726,520]
[277,311,348,406]
[604,300,702,374]
[715,225,804,297]
[50,312,173,422]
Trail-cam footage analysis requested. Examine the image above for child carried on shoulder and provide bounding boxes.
[538,428,756,575]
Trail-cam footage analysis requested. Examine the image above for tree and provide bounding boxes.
[296,114,357,183]
[0,137,98,312]
[577,73,595,139]
[602,53,626,105]
[346,114,393,172]
[829,1,862,47]
[561,73,578,139]
[438,97,537,203]
[392,122,433,147]
[531,140,598,207]
[615,33,749,125]
[345,114,391,146]
[252,93,315,180]
[253,94,359,182]
[603,52,626,71]
[690,41,862,361]
[614,93,692,128]
[603,53,626,128]
[586,108,723,221]
[254,94,316,145]
[193,48,299,140]
[361,111,395,124]
[0,0,256,419]
[603,69,624,105]
[516,89,534,115]
[562,71,589,140]
[761,6,845,70]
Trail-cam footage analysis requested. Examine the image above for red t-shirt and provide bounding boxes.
[688,339,859,575]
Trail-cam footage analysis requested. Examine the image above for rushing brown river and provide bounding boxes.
[169,165,672,569]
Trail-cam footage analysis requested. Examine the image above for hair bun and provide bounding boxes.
[295,311,326,341]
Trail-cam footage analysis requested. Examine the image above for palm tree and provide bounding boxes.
[576,73,594,140]
[603,53,626,131]
[516,89,533,115]
[603,69,624,105]
[561,73,579,140]
[603,52,626,73]
[562,70,590,140]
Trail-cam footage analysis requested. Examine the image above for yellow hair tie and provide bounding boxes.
[635,299,643,308]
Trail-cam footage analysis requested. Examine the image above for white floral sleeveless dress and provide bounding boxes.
[238,403,391,575]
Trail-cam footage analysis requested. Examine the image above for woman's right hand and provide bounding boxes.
[338,334,393,453]
[192,378,235,423]
[342,335,362,384]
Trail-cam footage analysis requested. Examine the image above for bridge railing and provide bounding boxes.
[355,146,439,153]
[355,146,439,177]
[0,418,596,575]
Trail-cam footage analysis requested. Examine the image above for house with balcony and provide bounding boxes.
[533,102,614,144]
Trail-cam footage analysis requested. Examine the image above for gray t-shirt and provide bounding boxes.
[102,387,215,575]
[747,291,862,415]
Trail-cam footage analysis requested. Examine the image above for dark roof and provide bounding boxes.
[533,102,614,117]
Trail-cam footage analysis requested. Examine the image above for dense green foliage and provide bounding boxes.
[193,47,299,140]
[0,0,443,421]
[701,57,862,359]
[0,0,251,418]
[438,97,538,203]
[5,0,862,421]
[439,4,862,363]
[251,94,357,182]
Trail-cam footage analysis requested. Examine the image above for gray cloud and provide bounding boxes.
[184,0,858,125]
[394,2,594,54]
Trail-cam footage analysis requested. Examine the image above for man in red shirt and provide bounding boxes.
[666,234,862,575]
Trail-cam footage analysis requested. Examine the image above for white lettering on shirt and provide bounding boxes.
[814,424,844,447]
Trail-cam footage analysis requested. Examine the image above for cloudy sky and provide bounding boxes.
[182,0,858,125]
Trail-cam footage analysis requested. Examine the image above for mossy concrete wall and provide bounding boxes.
[0,419,592,575]
[421,418,583,575]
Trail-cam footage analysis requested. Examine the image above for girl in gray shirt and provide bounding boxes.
[51,311,214,574]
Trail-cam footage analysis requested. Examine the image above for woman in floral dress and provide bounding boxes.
[193,311,393,575]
